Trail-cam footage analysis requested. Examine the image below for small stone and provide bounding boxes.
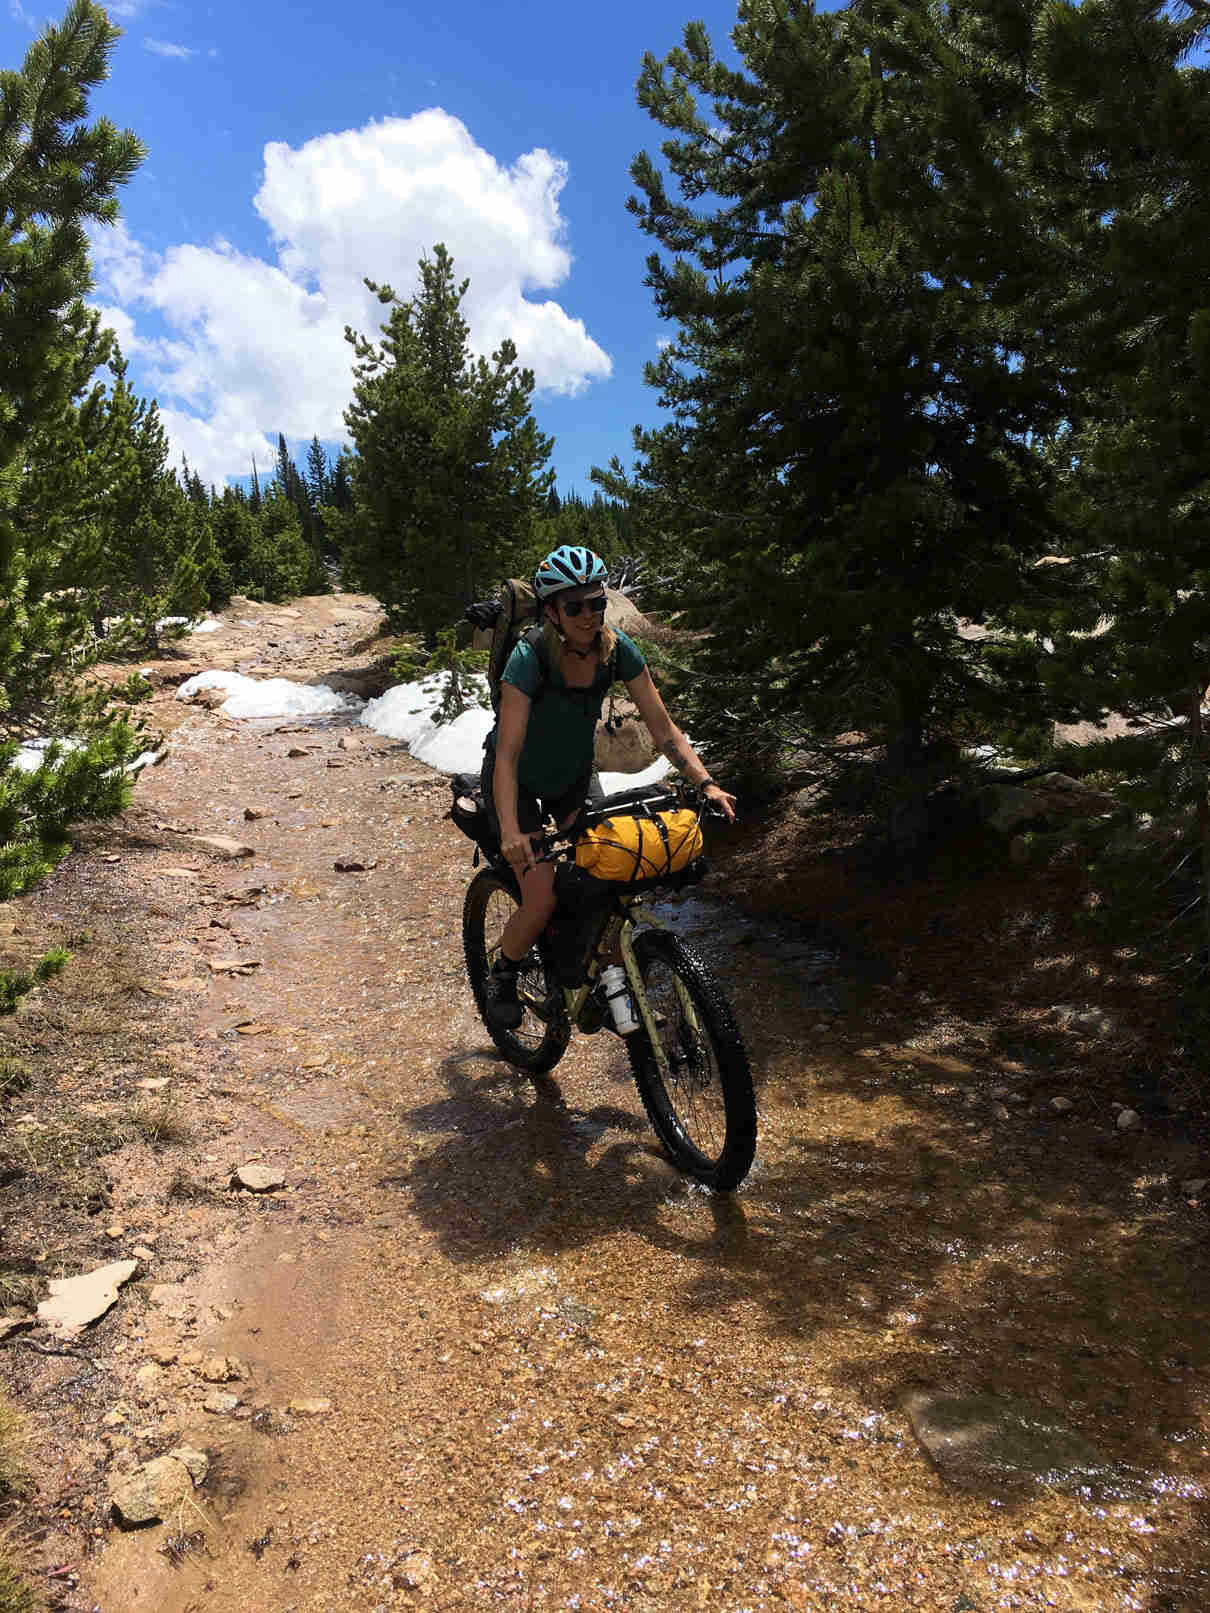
[243,806,268,820]
[1117,1107,1141,1131]
[105,1224,125,1240]
[200,1354,247,1383]
[287,1397,333,1416]
[136,1077,170,1091]
[231,1164,285,1193]
[101,1408,126,1428]
[1181,1177,1209,1197]
[333,855,378,872]
[991,1103,1011,1122]
[398,1551,434,1590]
[203,1390,240,1415]
[1049,1096,1074,1115]
[110,1455,192,1524]
[149,1343,177,1365]
[287,747,308,758]
[337,734,360,752]
[134,1362,162,1391]
[133,1246,156,1262]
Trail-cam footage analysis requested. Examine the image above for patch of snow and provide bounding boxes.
[360,676,494,772]
[13,737,84,773]
[359,674,677,788]
[155,615,191,631]
[176,670,363,720]
[191,619,222,633]
[599,756,673,795]
[12,735,161,778]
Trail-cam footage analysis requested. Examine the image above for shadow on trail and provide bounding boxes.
[378,1046,690,1262]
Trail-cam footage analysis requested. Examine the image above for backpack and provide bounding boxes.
[466,577,614,713]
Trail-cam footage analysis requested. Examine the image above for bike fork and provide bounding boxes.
[618,914,703,1086]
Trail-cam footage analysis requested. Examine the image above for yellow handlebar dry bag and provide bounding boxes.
[575,808,704,883]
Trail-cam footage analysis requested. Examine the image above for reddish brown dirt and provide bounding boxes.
[2,594,1209,1611]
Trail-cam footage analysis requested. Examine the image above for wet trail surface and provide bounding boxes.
[35,614,1208,1611]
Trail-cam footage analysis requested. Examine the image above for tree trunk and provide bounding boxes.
[1187,684,1210,967]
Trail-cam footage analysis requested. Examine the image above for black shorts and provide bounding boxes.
[480,741,590,837]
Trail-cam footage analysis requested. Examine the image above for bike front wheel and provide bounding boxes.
[462,868,571,1075]
[625,930,757,1190]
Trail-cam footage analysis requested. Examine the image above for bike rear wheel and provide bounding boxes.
[462,868,571,1074]
[625,930,756,1190]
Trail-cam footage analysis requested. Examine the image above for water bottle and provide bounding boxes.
[598,963,639,1035]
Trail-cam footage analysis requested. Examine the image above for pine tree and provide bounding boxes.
[599,0,1065,801]
[59,349,200,645]
[0,0,147,1009]
[337,244,554,643]
[1011,0,1210,968]
[305,435,329,509]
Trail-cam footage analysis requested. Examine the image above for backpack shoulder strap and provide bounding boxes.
[521,624,550,705]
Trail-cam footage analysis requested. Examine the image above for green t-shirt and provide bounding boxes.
[502,629,646,799]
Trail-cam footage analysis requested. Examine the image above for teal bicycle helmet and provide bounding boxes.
[534,545,608,600]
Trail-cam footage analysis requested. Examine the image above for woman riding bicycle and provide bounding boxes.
[482,543,736,1029]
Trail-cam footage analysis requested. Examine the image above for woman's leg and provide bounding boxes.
[500,861,558,961]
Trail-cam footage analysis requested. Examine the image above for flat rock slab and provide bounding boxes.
[185,834,256,859]
[902,1388,1110,1495]
[232,1164,285,1193]
[37,1259,137,1338]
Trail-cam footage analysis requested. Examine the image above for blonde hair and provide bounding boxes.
[540,613,617,682]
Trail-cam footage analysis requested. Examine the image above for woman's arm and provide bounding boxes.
[625,668,737,822]
[493,683,538,875]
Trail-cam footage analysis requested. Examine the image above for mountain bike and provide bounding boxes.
[447,776,757,1191]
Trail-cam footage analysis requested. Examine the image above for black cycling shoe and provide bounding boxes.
[486,957,524,1030]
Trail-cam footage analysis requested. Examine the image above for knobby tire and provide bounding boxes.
[625,930,756,1191]
[462,867,570,1075]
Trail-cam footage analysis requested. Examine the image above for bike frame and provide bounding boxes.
[525,893,704,1089]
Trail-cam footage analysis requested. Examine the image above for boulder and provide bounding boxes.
[110,1455,193,1525]
[594,716,656,774]
[901,1387,1111,1495]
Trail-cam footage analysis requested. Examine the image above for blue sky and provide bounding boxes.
[5,0,761,495]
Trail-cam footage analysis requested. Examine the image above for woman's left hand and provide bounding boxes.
[703,782,737,822]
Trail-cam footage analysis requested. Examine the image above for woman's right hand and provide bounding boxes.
[501,829,537,878]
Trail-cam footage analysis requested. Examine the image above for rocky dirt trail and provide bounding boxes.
[4,595,1210,1611]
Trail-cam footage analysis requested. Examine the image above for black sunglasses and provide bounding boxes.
[561,594,608,618]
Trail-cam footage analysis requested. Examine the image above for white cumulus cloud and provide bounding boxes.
[89,110,612,486]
